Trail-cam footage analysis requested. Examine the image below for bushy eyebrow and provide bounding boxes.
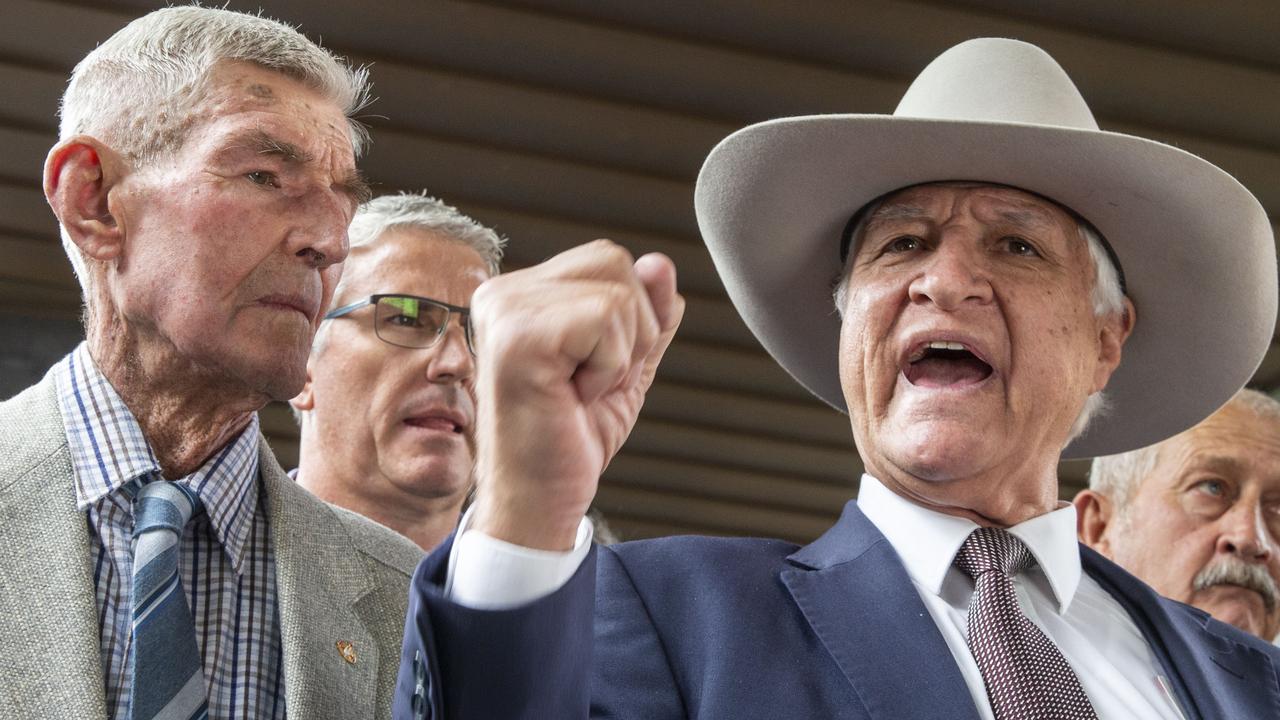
[246,130,312,164]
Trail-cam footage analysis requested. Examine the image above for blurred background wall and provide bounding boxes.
[3,0,1278,542]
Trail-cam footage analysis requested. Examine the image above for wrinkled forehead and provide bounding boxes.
[1173,403,1280,475]
[871,181,1074,231]
[184,61,358,158]
[841,181,1090,262]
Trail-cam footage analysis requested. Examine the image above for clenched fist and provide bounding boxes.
[467,241,685,550]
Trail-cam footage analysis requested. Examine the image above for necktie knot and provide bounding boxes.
[133,480,201,537]
[954,527,1033,580]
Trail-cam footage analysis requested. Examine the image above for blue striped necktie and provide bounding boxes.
[128,479,210,720]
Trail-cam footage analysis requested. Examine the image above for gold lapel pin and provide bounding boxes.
[336,640,357,664]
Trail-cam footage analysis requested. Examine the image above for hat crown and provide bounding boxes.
[895,38,1098,131]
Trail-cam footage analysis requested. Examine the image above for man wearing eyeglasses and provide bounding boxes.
[292,192,504,551]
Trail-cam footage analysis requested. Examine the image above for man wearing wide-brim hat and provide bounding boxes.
[394,39,1280,719]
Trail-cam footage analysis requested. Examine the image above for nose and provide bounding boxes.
[907,240,993,311]
[1217,500,1275,564]
[425,320,475,385]
[290,189,352,270]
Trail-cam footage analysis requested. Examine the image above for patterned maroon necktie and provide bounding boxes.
[953,528,1098,720]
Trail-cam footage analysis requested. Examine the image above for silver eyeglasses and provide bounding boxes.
[323,293,475,355]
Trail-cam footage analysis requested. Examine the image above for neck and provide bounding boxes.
[88,312,266,480]
[869,458,1061,528]
[296,461,466,550]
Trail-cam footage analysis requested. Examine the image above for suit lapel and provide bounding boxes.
[1083,546,1280,720]
[261,442,380,720]
[781,502,981,720]
[0,376,106,717]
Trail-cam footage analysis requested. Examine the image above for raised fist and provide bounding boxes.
[468,240,684,550]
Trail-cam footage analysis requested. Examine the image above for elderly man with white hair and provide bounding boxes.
[0,7,421,719]
[395,39,1280,720]
[1075,388,1280,643]
[292,192,504,551]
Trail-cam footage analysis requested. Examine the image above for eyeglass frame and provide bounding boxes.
[322,293,476,355]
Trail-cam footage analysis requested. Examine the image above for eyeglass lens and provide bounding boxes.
[374,296,474,354]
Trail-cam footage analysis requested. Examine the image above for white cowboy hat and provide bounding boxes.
[694,37,1276,458]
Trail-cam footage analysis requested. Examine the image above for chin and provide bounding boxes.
[883,421,994,482]
[245,339,311,397]
[1226,614,1265,639]
[226,352,307,401]
[390,458,472,498]
[168,332,306,402]
[1201,598,1269,638]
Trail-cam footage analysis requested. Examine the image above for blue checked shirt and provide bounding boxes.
[53,344,285,720]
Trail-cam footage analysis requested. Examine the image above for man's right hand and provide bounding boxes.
[467,240,684,551]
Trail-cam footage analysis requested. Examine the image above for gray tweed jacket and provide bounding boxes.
[0,370,424,719]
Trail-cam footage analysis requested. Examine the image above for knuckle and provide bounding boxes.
[470,276,511,316]
[589,239,634,270]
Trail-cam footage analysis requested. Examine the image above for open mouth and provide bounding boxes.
[903,341,994,388]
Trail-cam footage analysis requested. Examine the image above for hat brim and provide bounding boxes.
[695,115,1277,459]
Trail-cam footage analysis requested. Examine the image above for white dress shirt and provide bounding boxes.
[856,474,1184,719]
[451,474,1188,719]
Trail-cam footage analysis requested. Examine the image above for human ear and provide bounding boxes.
[44,136,128,263]
[1091,296,1136,393]
[1072,489,1115,555]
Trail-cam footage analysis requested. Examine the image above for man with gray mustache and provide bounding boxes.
[1075,389,1280,641]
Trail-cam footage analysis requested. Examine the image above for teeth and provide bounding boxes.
[908,340,968,363]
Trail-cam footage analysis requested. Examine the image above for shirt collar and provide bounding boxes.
[54,342,262,575]
[856,473,1082,614]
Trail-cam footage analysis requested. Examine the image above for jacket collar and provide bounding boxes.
[783,501,982,720]
[785,499,1280,720]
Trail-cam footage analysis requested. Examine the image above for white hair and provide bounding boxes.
[1067,221,1125,440]
[1090,388,1280,507]
[58,5,370,307]
[832,189,1126,444]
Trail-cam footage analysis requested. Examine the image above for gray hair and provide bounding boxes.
[832,193,1126,444]
[345,191,506,278]
[58,5,370,303]
[1090,388,1280,507]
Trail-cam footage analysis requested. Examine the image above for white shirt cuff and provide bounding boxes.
[445,506,594,610]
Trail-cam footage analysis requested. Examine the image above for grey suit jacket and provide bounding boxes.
[0,370,424,719]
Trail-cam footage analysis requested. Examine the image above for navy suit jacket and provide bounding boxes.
[394,501,1280,719]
